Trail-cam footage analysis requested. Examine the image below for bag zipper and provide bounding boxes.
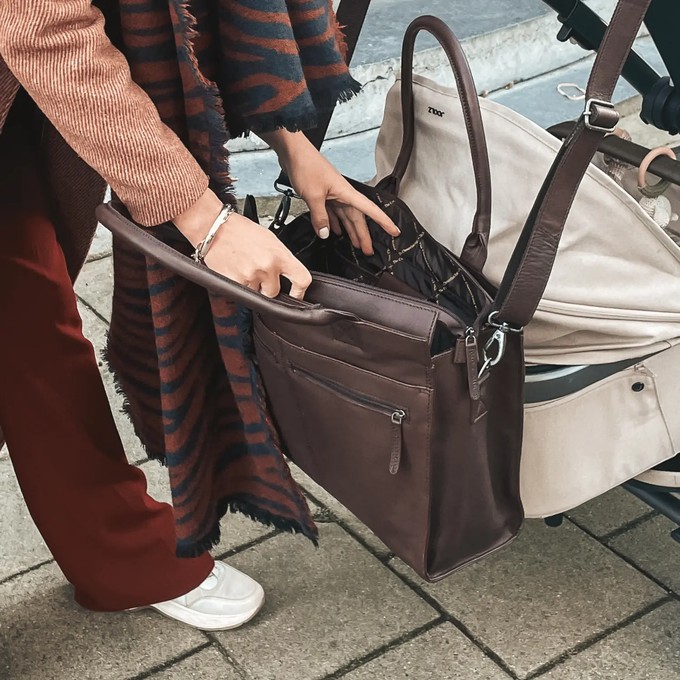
[464,328,481,400]
[291,365,408,475]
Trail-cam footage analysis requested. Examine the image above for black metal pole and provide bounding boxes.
[644,0,680,88]
[542,0,660,96]
[624,481,680,544]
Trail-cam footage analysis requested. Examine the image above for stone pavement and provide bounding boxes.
[1,225,679,680]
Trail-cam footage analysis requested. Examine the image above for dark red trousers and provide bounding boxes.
[0,121,212,612]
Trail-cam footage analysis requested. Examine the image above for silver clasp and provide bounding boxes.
[583,98,619,133]
[478,328,507,379]
[478,312,523,379]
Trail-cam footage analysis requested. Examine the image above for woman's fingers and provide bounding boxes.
[259,275,281,299]
[336,184,400,237]
[336,209,361,249]
[280,254,313,300]
[308,196,332,240]
[338,206,373,256]
[328,209,343,237]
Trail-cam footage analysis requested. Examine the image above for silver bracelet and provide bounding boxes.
[192,204,235,264]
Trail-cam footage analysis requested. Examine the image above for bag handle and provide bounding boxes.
[95,203,356,326]
[382,16,492,273]
[491,0,651,330]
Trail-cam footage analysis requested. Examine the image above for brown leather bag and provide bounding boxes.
[97,0,650,581]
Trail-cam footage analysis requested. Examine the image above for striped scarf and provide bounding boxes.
[105,0,360,555]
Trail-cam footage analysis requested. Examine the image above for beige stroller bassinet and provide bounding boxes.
[372,0,680,524]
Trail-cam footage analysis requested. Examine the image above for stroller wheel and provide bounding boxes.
[544,514,564,528]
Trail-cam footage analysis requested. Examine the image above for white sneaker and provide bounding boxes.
[149,561,265,631]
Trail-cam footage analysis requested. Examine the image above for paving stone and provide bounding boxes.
[0,459,52,582]
[343,623,510,680]
[147,647,241,680]
[0,562,206,680]
[138,460,277,556]
[86,223,113,262]
[609,516,680,595]
[289,463,392,559]
[77,302,146,463]
[214,524,438,680]
[392,521,665,679]
[543,602,680,680]
[567,487,653,538]
[74,256,113,322]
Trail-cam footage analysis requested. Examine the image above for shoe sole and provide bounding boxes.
[634,468,680,489]
[146,591,265,632]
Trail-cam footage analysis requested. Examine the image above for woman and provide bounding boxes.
[0,0,397,631]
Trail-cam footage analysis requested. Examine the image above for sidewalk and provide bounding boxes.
[2,87,680,680]
[2,225,679,680]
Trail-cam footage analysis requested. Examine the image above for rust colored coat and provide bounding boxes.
[0,0,211,276]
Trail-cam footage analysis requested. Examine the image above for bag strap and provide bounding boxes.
[380,16,492,273]
[491,0,652,330]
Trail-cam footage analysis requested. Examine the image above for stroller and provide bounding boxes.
[283,0,680,544]
[515,0,680,541]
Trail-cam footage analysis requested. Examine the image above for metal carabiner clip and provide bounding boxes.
[478,327,507,379]
[272,191,293,230]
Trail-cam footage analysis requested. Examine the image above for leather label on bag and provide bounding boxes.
[454,339,467,364]
[472,374,489,422]
[465,340,481,401]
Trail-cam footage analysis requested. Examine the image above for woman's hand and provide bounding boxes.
[260,130,400,255]
[173,189,312,299]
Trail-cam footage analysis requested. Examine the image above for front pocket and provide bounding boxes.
[291,365,408,475]
[520,363,675,518]
[253,331,433,569]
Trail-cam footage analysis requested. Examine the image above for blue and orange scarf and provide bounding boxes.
[104,0,360,555]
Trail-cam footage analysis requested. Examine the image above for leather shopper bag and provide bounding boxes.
[373,5,680,367]
[97,2,650,581]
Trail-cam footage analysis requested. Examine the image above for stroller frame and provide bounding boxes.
[544,0,680,135]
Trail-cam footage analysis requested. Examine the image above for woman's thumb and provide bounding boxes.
[308,199,331,240]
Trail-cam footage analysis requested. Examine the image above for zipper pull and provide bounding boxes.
[465,328,481,401]
[389,410,406,475]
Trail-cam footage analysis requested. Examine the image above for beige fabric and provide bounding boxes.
[0,1,208,226]
[520,342,680,517]
[373,73,680,365]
